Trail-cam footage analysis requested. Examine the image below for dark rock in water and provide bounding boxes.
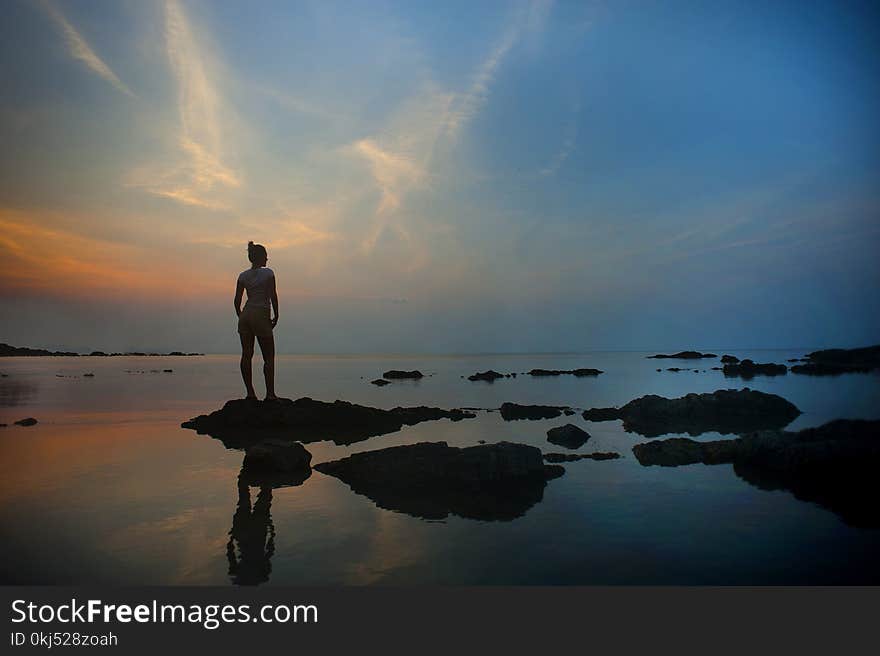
[614,388,800,438]
[370,378,390,386]
[711,367,722,370]
[240,439,312,487]
[547,424,590,449]
[89,351,108,357]
[563,409,575,416]
[468,370,505,382]
[632,419,880,528]
[314,441,564,521]
[721,355,740,364]
[544,452,620,463]
[83,372,95,377]
[666,367,688,372]
[163,369,173,373]
[181,397,476,448]
[499,402,565,421]
[791,344,880,376]
[582,407,621,422]
[528,368,603,377]
[647,351,717,359]
[382,370,423,380]
[14,417,38,426]
[723,359,787,379]
[807,345,880,366]
[0,423,7,427]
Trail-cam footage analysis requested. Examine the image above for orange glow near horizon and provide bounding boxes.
[0,210,229,302]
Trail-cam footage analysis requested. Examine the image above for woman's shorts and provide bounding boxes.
[238,305,273,338]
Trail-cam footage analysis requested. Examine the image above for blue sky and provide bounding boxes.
[1,0,878,353]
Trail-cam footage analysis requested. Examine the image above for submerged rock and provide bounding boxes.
[632,438,739,466]
[370,378,390,386]
[499,402,566,421]
[611,388,800,438]
[240,439,312,488]
[181,397,475,448]
[468,370,506,382]
[647,351,717,359]
[14,417,38,426]
[528,368,603,377]
[543,452,620,462]
[547,424,591,449]
[632,419,880,528]
[723,360,787,379]
[720,355,740,364]
[382,370,423,380]
[582,407,621,422]
[315,441,564,521]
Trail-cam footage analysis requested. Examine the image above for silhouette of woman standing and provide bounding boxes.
[234,241,279,400]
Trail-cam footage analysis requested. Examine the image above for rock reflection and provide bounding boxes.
[315,441,564,521]
[632,419,880,528]
[0,377,39,407]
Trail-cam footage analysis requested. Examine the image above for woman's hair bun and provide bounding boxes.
[246,240,267,264]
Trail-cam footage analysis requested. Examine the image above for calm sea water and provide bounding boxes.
[1,350,879,585]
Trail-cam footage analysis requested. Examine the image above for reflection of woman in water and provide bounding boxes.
[234,241,279,400]
[227,474,275,586]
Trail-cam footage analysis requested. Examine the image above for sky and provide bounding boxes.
[1,0,879,354]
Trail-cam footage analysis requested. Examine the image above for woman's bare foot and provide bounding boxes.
[264,393,279,401]
[244,394,258,400]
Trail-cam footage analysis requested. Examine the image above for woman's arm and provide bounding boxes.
[234,279,245,317]
[269,274,279,327]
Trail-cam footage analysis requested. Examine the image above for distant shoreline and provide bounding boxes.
[0,343,203,357]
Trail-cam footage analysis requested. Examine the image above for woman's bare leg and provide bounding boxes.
[257,334,277,400]
[239,333,257,399]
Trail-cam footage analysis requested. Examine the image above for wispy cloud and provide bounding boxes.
[347,1,552,253]
[442,0,553,140]
[187,202,340,250]
[129,0,240,210]
[345,87,453,252]
[39,0,135,98]
[350,138,427,215]
[540,100,580,176]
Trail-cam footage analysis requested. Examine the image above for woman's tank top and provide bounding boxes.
[238,267,274,309]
